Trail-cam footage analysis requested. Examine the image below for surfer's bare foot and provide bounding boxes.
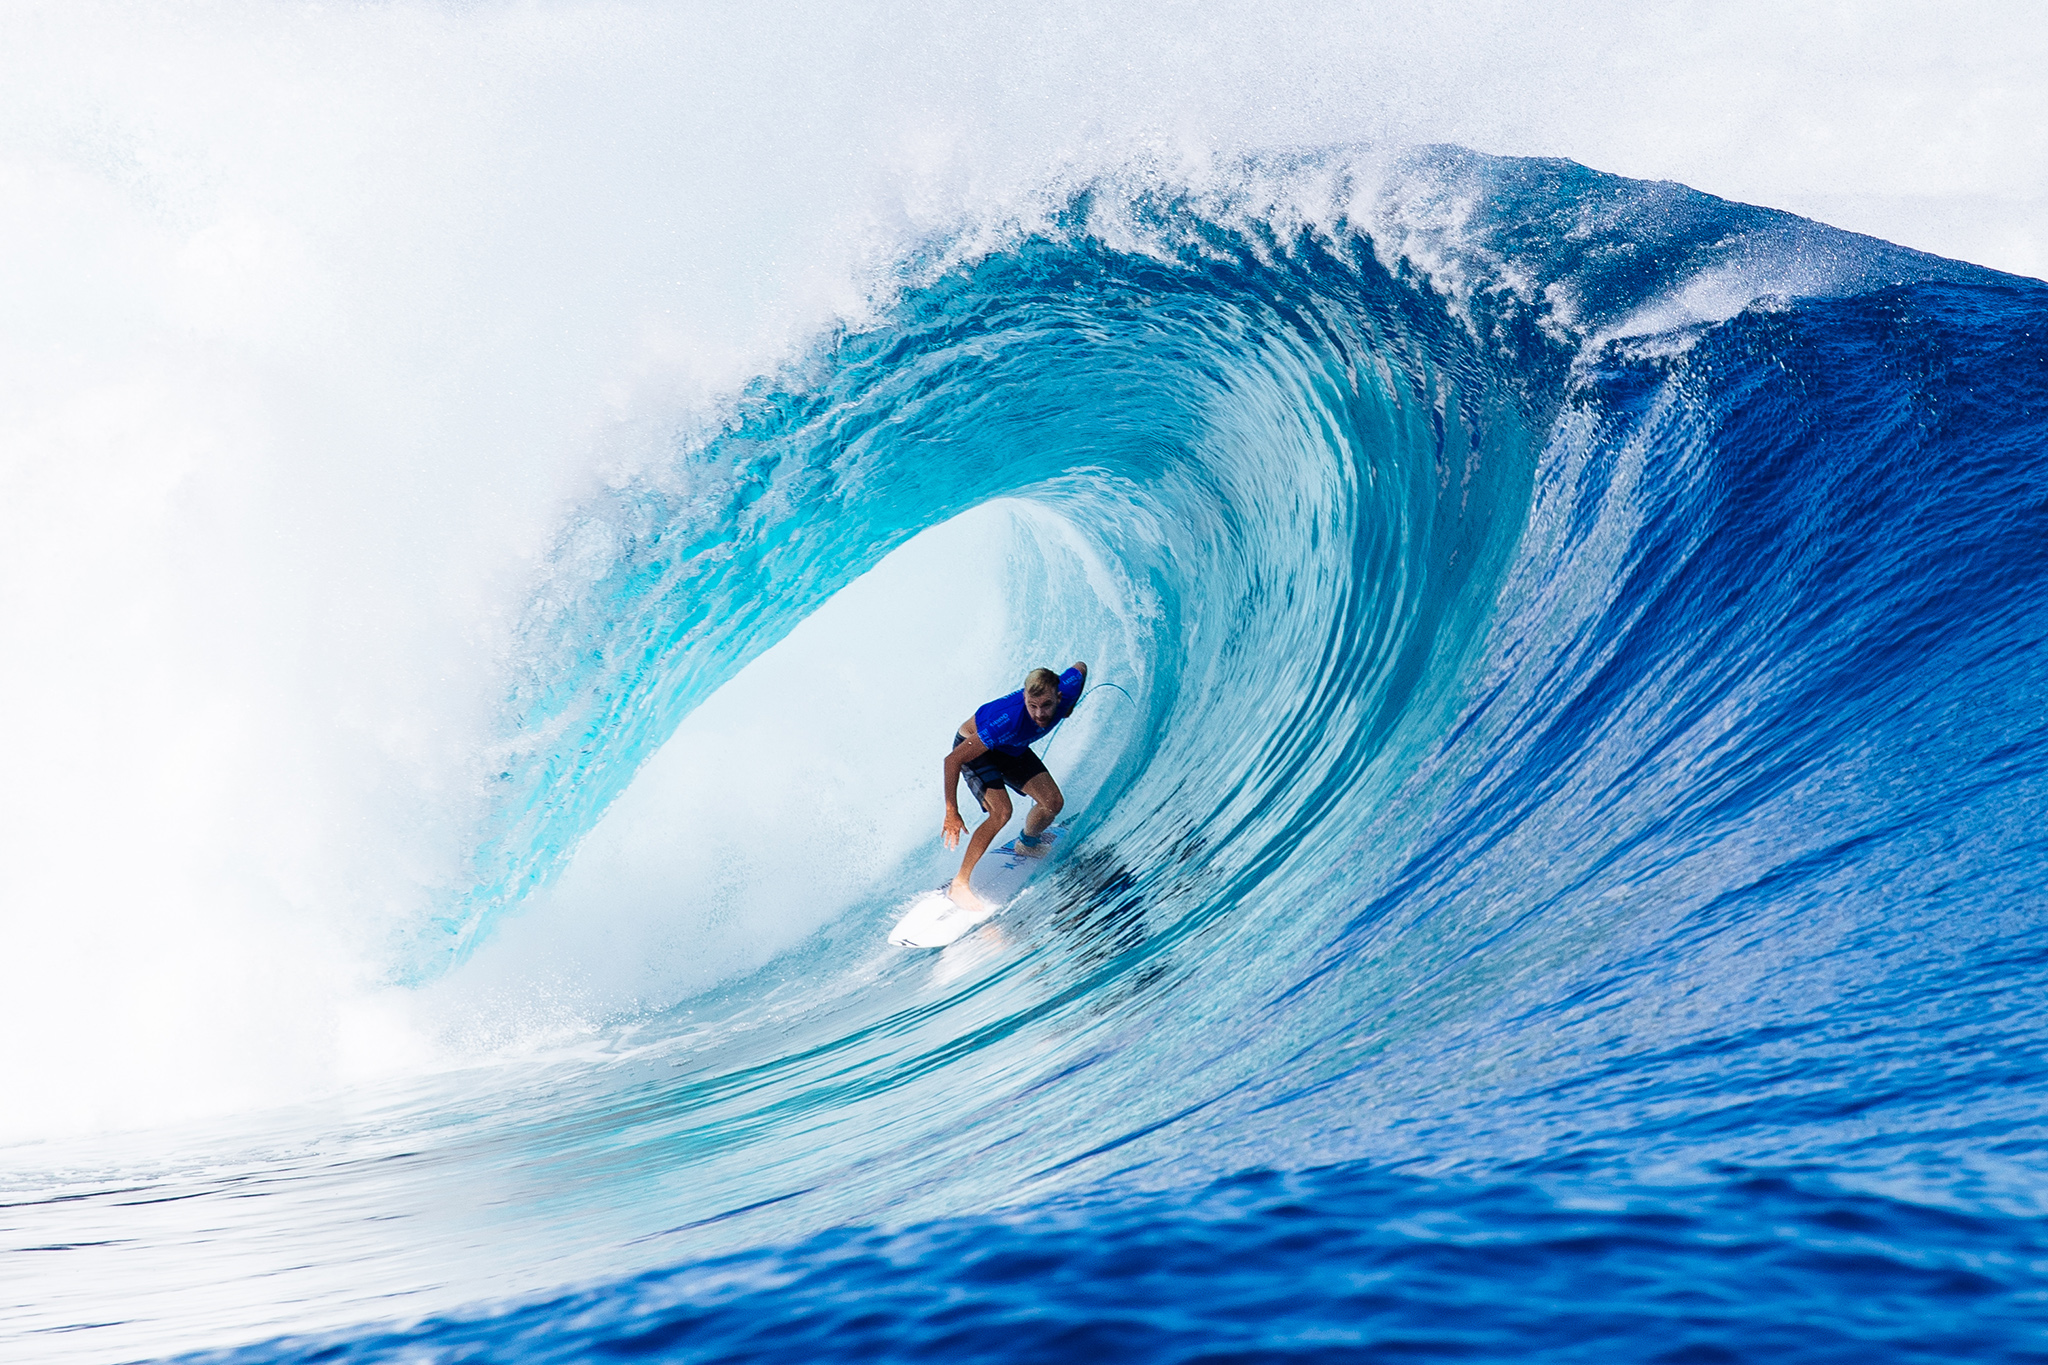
[947,878,988,912]
[1014,833,1049,858]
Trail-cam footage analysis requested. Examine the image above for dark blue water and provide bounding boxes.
[178,1164,2048,1363]
[13,146,2048,1364]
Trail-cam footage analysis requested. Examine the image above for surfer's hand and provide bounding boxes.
[943,809,966,849]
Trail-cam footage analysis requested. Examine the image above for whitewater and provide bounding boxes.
[5,4,2048,1361]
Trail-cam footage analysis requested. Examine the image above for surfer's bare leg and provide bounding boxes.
[1015,773,1064,857]
[949,787,1012,909]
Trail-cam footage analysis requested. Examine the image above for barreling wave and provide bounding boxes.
[435,144,1993,976]
[381,141,2048,1275]
[20,145,2048,1363]
[452,179,1525,967]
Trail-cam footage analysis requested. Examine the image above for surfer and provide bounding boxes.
[942,662,1088,910]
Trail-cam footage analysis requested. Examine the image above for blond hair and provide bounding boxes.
[1024,667,1062,697]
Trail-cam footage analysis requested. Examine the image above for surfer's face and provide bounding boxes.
[1025,688,1060,727]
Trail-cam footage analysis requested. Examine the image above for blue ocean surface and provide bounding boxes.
[10,145,2048,1362]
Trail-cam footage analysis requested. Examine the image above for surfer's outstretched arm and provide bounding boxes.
[943,722,1011,910]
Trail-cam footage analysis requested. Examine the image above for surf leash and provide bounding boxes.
[1042,679,1134,758]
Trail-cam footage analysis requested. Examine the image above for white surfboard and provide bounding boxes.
[889,826,1068,948]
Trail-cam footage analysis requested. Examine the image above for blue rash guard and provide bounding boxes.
[975,667,1086,753]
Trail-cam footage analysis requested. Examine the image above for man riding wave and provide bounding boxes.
[942,662,1087,910]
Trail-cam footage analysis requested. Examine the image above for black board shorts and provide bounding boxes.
[952,732,1048,810]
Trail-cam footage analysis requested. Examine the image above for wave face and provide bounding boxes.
[13,147,2048,1363]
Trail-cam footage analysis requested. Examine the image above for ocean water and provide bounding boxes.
[7,22,2048,1364]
